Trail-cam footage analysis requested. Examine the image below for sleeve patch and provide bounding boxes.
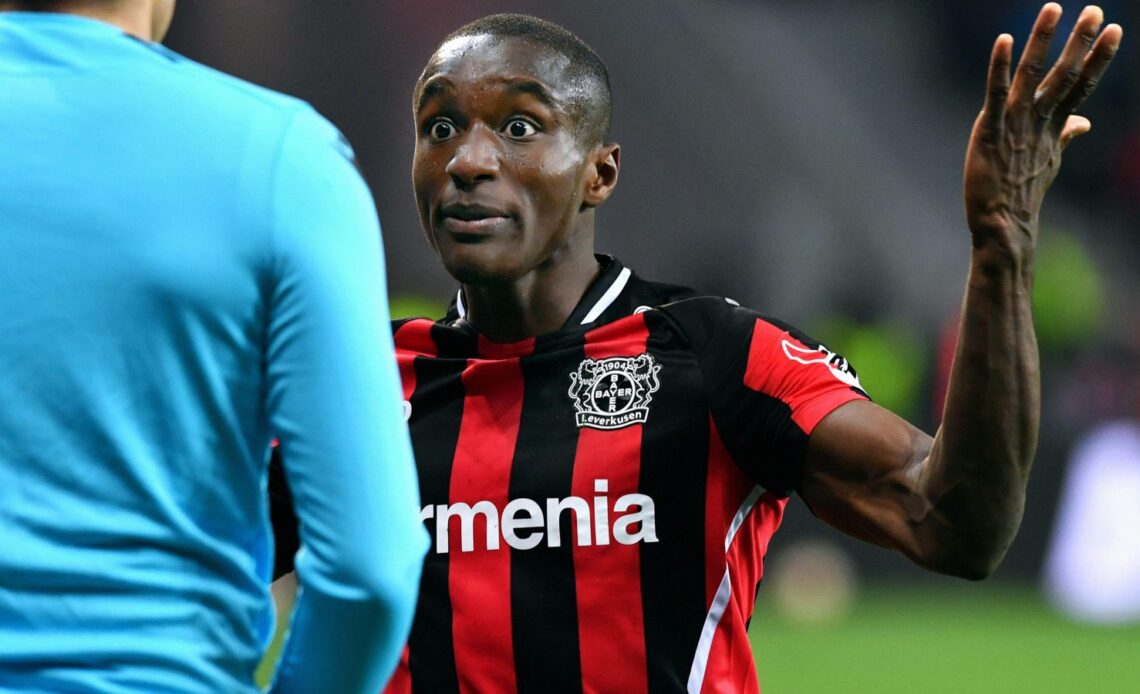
[744,319,868,433]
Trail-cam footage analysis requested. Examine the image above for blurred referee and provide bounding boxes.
[0,1,426,693]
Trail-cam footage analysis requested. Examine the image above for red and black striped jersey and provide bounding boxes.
[383,256,868,694]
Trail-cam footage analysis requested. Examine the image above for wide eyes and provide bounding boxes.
[429,120,456,141]
[502,119,537,139]
[424,117,538,142]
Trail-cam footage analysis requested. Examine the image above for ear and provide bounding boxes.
[581,143,620,209]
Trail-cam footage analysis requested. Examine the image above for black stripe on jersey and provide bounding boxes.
[640,311,711,693]
[433,320,479,359]
[508,331,585,694]
[656,298,810,495]
[407,325,468,694]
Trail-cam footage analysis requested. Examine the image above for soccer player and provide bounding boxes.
[0,1,426,693]
[268,5,1121,693]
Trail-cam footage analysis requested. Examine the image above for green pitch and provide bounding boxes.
[257,585,1140,691]
[750,585,1140,693]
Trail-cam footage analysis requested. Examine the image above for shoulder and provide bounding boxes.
[653,295,766,345]
[148,49,344,159]
[623,274,695,310]
[652,295,856,380]
[157,48,309,118]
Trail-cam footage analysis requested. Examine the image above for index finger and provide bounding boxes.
[980,33,1014,140]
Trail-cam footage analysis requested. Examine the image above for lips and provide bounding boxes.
[439,202,512,236]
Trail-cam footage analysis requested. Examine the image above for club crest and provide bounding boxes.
[569,353,662,430]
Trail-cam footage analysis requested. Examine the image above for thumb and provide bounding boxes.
[1060,115,1092,147]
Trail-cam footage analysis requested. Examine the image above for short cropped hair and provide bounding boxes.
[420,13,613,146]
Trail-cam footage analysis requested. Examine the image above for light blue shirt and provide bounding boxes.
[0,12,426,694]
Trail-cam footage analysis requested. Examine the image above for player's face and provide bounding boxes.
[413,35,597,286]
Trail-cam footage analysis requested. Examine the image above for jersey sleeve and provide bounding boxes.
[660,298,869,495]
[263,106,427,694]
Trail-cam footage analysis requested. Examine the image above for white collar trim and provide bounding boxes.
[580,266,631,325]
[453,265,631,325]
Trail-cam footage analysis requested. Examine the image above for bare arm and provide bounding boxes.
[801,4,1122,579]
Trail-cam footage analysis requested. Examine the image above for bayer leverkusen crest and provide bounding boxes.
[569,354,662,430]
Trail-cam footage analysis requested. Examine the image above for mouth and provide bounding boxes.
[439,202,513,237]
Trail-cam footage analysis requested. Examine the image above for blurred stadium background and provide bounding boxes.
[164,1,1139,689]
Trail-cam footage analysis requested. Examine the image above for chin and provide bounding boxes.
[441,252,524,288]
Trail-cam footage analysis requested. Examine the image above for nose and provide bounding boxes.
[445,127,499,188]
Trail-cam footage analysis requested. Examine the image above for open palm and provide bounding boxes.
[963,4,1122,251]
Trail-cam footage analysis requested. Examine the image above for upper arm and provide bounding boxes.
[664,300,869,494]
[668,299,944,563]
[671,300,981,574]
[802,399,937,564]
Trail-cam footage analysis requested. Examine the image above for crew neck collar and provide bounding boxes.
[452,255,630,330]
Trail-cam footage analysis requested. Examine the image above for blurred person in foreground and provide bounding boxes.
[0,1,426,692]
[268,4,1120,692]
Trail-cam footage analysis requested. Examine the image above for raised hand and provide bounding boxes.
[963,4,1122,252]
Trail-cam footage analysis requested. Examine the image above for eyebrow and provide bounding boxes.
[415,77,453,113]
[500,78,558,109]
[415,75,561,113]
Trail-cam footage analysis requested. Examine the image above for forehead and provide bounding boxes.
[418,34,580,110]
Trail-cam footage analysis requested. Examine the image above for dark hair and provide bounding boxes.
[420,13,612,145]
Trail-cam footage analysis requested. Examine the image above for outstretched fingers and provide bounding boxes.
[1034,6,1104,117]
[1056,22,1123,119]
[979,34,1013,141]
[1009,3,1063,106]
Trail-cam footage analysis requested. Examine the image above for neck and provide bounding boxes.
[461,237,601,343]
[0,1,155,41]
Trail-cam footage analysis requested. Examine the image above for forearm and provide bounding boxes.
[270,551,421,694]
[804,4,1119,580]
[921,234,1040,577]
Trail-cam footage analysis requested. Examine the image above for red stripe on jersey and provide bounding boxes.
[702,419,757,605]
[697,492,786,694]
[447,351,529,694]
[395,319,437,400]
[477,334,536,360]
[386,321,435,694]
[396,318,439,358]
[382,647,412,694]
[744,319,866,433]
[571,315,650,694]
